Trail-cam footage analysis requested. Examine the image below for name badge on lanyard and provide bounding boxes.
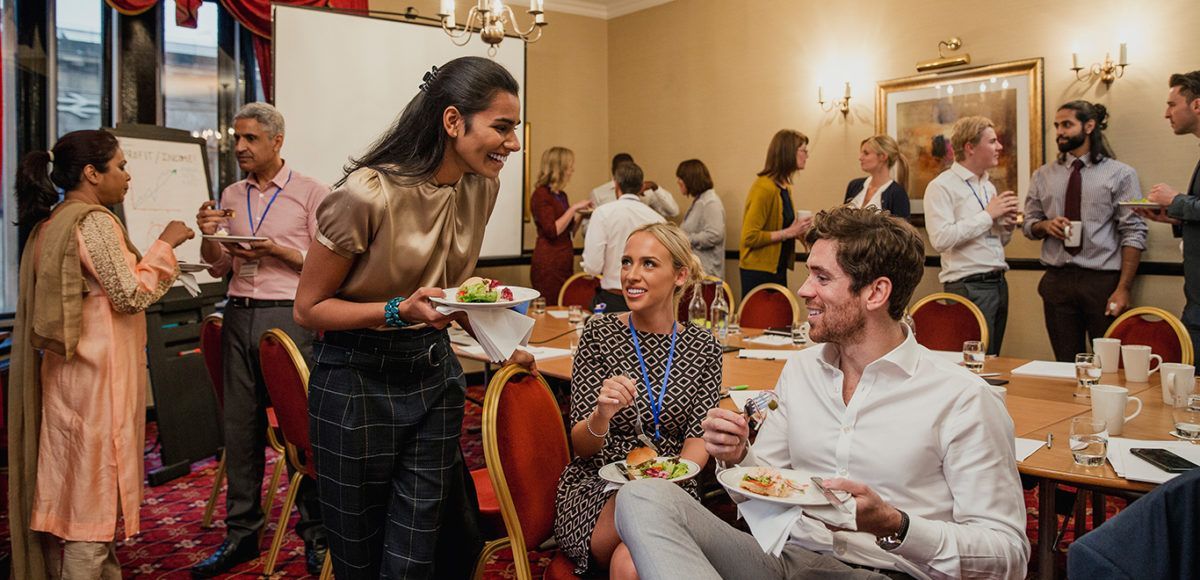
[239,260,259,278]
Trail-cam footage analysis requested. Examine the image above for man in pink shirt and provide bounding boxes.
[191,102,329,577]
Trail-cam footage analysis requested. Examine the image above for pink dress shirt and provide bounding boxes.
[207,163,329,300]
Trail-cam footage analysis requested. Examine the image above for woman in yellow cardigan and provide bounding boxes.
[738,129,812,294]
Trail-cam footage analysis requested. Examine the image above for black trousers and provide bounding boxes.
[592,288,629,313]
[310,328,482,580]
[1037,267,1121,362]
[220,303,324,547]
[944,271,1009,356]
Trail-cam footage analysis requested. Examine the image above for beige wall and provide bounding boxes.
[368,0,610,253]
[607,0,1199,359]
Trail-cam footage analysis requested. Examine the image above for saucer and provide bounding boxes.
[1168,430,1200,441]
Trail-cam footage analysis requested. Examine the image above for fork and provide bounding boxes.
[608,353,661,455]
[743,391,779,437]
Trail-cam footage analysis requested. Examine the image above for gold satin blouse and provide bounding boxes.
[315,167,500,303]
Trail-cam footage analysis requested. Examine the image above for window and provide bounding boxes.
[55,0,105,136]
[163,0,220,195]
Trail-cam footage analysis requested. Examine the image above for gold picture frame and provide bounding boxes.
[876,58,1044,214]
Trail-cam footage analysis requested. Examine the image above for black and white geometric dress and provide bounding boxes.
[553,313,723,574]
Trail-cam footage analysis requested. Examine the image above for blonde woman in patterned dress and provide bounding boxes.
[9,129,191,579]
[554,223,722,578]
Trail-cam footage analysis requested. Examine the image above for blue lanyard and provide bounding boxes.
[627,318,678,441]
[246,171,292,235]
[964,177,989,212]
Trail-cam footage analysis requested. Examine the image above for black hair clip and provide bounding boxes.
[419,65,440,93]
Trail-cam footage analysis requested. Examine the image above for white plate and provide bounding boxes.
[717,467,835,507]
[598,457,702,485]
[430,286,540,309]
[1168,429,1200,441]
[202,234,269,243]
[177,262,212,273]
[1117,201,1161,208]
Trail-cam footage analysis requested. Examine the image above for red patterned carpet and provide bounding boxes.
[0,385,1125,579]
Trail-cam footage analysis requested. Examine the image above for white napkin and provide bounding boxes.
[547,310,571,319]
[1014,438,1044,462]
[745,334,795,347]
[178,272,201,297]
[738,349,805,361]
[737,496,858,556]
[524,346,573,360]
[1107,437,1200,484]
[436,306,535,363]
[1011,360,1077,380]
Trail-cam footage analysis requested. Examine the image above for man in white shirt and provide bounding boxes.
[615,206,1029,580]
[924,116,1020,355]
[581,161,665,312]
[591,152,680,219]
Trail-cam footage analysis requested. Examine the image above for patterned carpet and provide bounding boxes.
[0,384,1125,579]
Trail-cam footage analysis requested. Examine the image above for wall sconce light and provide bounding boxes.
[1071,44,1128,86]
[818,83,851,116]
[916,37,971,72]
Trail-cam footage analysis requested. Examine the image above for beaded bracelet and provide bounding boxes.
[384,296,409,328]
[586,413,609,439]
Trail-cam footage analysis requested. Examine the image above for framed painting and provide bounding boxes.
[876,58,1044,214]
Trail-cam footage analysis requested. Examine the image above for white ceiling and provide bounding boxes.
[517,0,673,19]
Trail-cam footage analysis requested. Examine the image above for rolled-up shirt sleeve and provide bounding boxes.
[315,180,380,259]
[1114,168,1148,250]
[892,389,1030,579]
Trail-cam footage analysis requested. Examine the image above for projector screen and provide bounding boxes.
[273,5,527,258]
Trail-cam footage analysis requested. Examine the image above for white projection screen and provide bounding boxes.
[273,5,527,258]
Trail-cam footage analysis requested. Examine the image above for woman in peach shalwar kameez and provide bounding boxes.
[9,130,194,580]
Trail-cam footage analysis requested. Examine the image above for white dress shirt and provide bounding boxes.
[590,180,680,219]
[849,176,893,210]
[924,163,1012,283]
[740,330,1029,579]
[581,193,666,291]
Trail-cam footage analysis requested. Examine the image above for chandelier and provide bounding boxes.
[438,0,547,54]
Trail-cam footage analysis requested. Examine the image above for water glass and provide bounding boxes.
[1075,353,1101,398]
[1069,417,1108,467]
[1173,395,1200,440]
[962,341,985,373]
[791,321,809,346]
[568,304,583,324]
[531,297,546,315]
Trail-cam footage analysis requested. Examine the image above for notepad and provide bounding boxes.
[1011,360,1077,381]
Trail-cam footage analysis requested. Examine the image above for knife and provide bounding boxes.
[811,476,853,515]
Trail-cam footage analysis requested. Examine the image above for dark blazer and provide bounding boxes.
[843,177,911,219]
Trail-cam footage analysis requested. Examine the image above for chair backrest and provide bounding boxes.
[258,329,314,474]
[736,283,799,329]
[557,273,600,308]
[909,292,988,352]
[482,364,571,571]
[1105,307,1193,365]
[199,314,224,409]
[676,277,735,324]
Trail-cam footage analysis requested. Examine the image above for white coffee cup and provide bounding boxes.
[1159,362,1197,407]
[796,209,814,220]
[988,384,1007,404]
[1090,384,1143,436]
[1064,220,1083,247]
[1092,337,1121,374]
[1121,345,1162,383]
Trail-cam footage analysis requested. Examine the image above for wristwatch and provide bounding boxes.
[876,510,909,551]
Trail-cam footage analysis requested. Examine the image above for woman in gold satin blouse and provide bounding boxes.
[294,57,533,579]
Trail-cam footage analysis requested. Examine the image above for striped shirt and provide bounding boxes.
[1022,154,1147,269]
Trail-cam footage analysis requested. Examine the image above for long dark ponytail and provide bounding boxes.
[336,56,519,187]
[1058,100,1115,164]
[15,129,120,226]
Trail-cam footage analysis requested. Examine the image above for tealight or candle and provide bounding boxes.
[843,82,851,99]
[1071,52,1079,69]
[1119,43,1127,66]
[818,86,824,102]
[531,0,544,11]
[439,0,453,15]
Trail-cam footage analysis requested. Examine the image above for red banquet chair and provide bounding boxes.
[908,292,988,352]
[557,273,600,309]
[736,282,799,330]
[256,329,333,579]
[676,276,736,325]
[473,365,578,580]
[1104,306,1193,366]
[198,314,287,537]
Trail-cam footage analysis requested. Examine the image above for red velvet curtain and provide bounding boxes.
[104,0,157,15]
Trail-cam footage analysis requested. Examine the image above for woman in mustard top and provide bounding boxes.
[738,129,813,294]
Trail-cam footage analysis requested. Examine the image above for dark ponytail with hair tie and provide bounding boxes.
[14,129,120,226]
[15,150,59,226]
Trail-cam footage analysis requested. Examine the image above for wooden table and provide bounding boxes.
[454,310,1188,579]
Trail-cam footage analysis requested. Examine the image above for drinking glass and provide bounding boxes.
[962,341,985,373]
[568,304,583,324]
[1075,353,1101,398]
[1173,395,1200,440]
[1069,417,1108,467]
[531,297,546,315]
